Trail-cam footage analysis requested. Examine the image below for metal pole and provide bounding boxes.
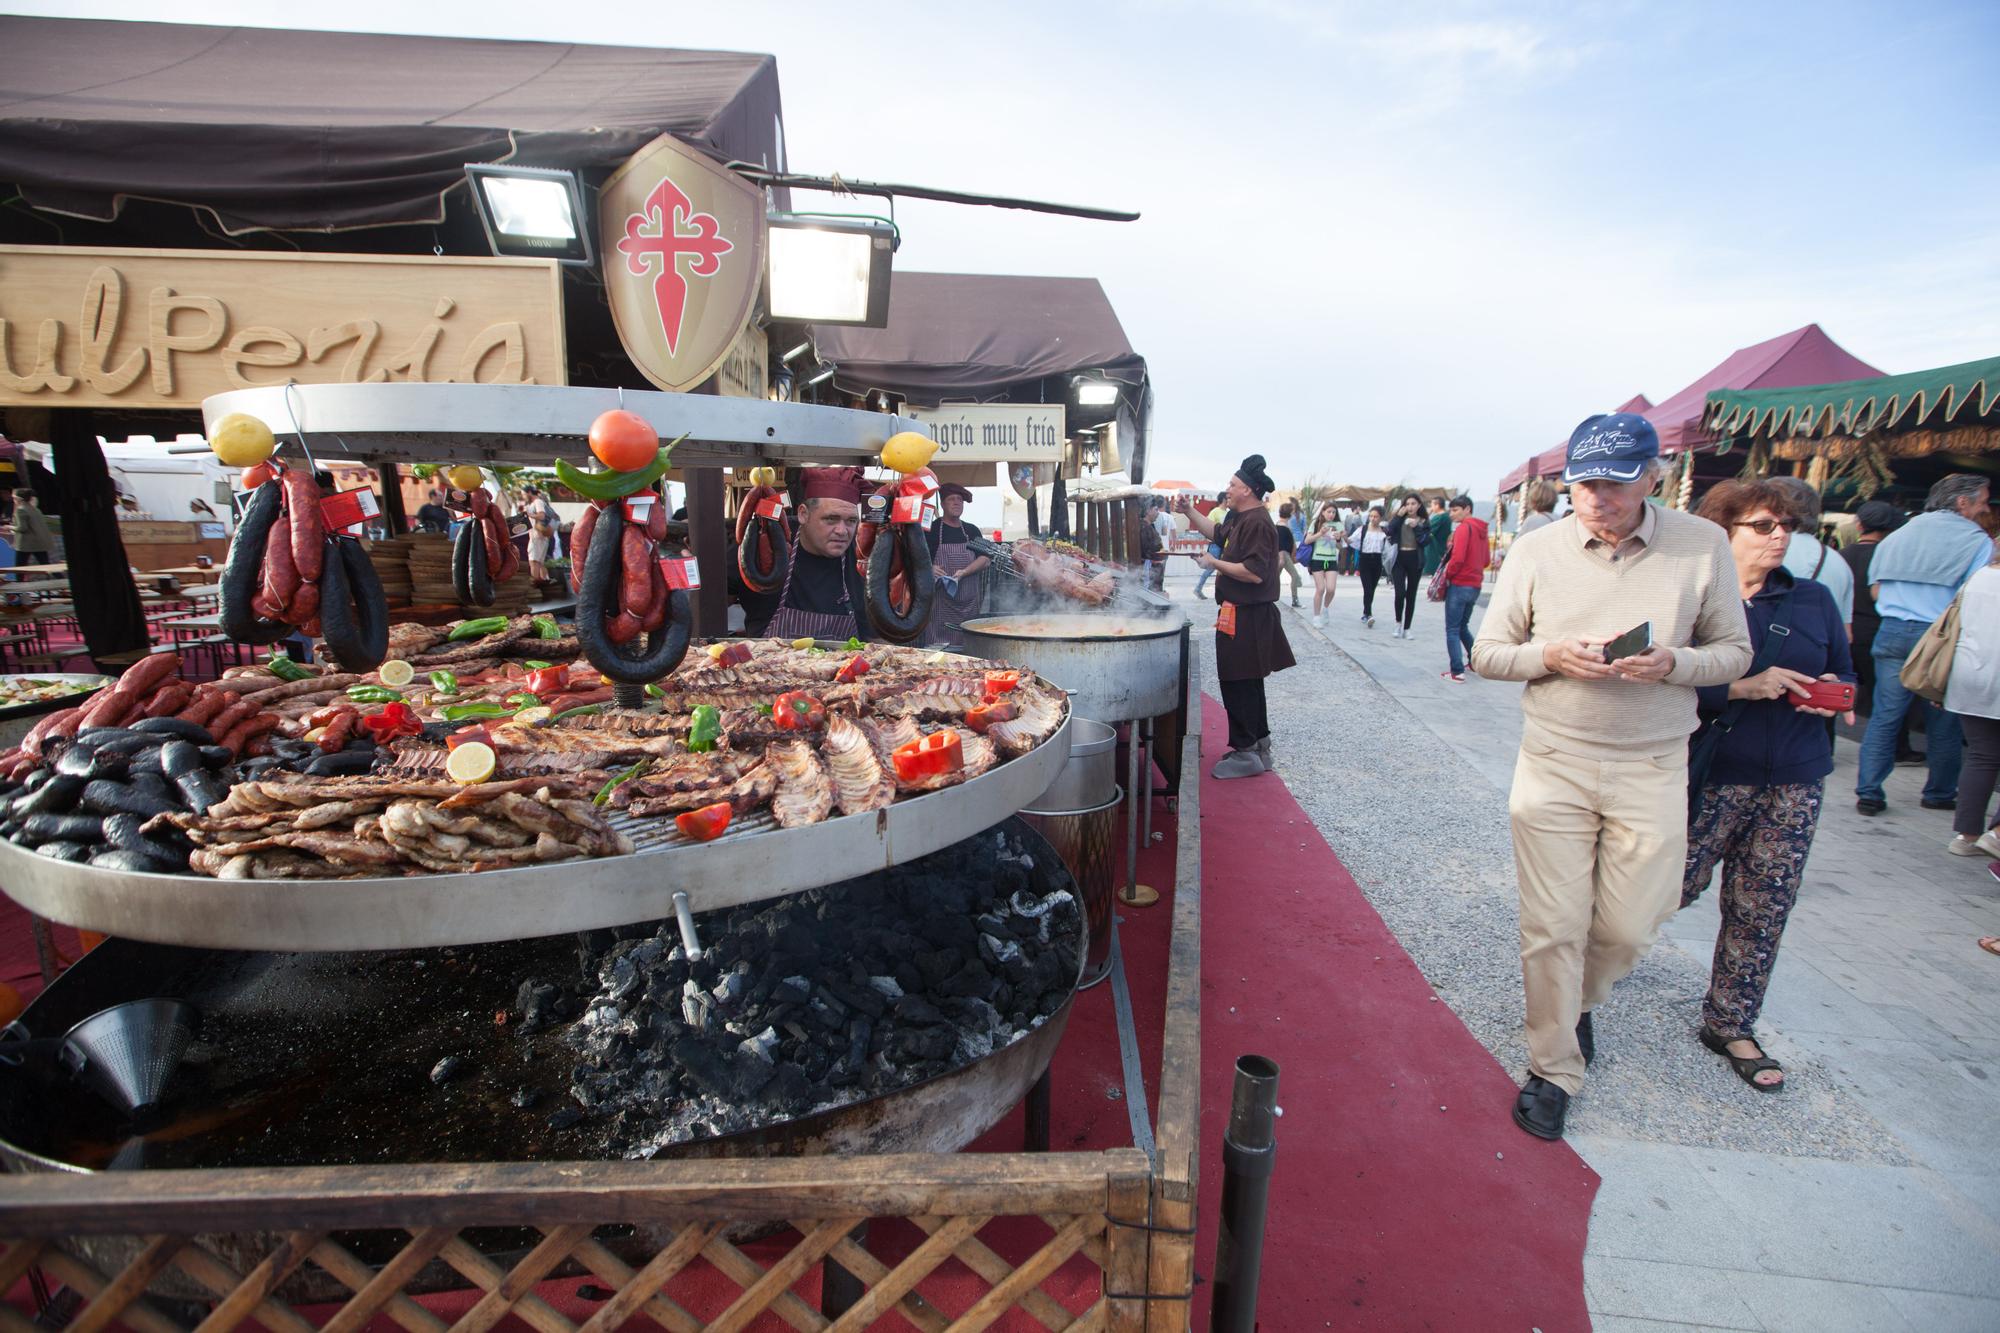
[1211,1054,1280,1333]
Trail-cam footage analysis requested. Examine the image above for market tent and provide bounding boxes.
[813,272,1147,402]
[1705,354,2000,446]
[0,16,784,233]
[1497,393,1652,494]
[1645,324,1882,455]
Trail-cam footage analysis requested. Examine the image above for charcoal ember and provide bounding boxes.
[548,1105,583,1130]
[798,1043,833,1081]
[807,987,848,1030]
[978,933,1023,968]
[845,1017,871,1071]
[681,980,712,1032]
[941,958,996,1001]
[710,966,749,1013]
[673,1036,777,1100]
[429,1055,467,1085]
[892,1026,954,1062]
[515,979,561,1032]
[825,978,886,1019]
[868,975,904,1001]
[772,975,812,1006]
[894,994,947,1026]
[510,1086,542,1109]
[915,950,960,988]
[767,1063,814,1112]
[892,961,924,995]
[738,1026,780,1066]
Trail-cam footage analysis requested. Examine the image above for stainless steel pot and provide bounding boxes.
[1024,717,1117,813]
[962,614,1186,722]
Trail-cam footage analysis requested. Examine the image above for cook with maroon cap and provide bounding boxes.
[765,466,876,642]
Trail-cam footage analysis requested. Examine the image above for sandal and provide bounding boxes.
[1979,937,2000,957]
[1699,1027,1784,1092]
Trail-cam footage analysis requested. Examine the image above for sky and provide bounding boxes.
[15,0,2000,498]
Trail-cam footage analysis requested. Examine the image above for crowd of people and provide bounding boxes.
[1178,411,2000,1138]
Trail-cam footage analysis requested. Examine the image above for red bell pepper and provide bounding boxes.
[891,730,963,782]
[446,724,493,751]
[772,690,827,731]
[718,641,753,668]
[675,801,732,842]
[834,654,871,684]
[982,670,1021,695]
[526,664,570,697]
[965,698,1017,733]
[362,701,423,744]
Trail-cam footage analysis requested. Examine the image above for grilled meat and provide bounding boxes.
[766,738,834,828]
[822,713,896,816]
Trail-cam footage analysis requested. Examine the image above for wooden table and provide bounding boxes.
[2,563,65,578]
[146,564,222,583]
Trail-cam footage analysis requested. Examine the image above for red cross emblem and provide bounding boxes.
[616,176,735,355]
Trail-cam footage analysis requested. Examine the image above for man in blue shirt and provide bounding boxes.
[1855,474,1994,815]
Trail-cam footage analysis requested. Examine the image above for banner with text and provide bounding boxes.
[905,403,1067,463]
[0,245,567,409]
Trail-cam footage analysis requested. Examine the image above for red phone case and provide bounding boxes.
[1791,680,1854,711]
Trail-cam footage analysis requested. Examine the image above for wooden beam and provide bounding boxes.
[687,464,729,636]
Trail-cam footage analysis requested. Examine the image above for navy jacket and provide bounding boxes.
[1696,568,1855,787]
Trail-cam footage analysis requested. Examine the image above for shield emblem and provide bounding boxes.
[600,134,767,393]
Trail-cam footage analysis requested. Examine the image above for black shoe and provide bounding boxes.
[1576,1012,1595,1066]
[1856,798,1886,816]
[1921,797,1957,811]
[1895,750,1925,766]
[1512,1075,1569,1140]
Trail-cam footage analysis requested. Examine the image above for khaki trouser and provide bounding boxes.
[1508,738,1687,1095]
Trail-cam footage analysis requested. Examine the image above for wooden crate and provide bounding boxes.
[0,730,1206,1332]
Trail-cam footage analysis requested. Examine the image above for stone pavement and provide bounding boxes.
[1165,565,2000,1332]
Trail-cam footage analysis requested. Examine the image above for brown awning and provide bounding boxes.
[0,17,784,234]
[813,271,1146,402]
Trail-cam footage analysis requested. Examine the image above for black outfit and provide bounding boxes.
[768,547,874,642]
[1383,513,1428,630]
[924,517,973,557]
[1359,551,1385,617]
[1841,538,1885,711]
[1213,507,1296,751]
[415,502,452,534]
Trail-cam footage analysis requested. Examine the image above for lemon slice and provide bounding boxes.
[445,741,496,784]
[791,637,815,650]
[377,659,415,688]
[706,642,729,660]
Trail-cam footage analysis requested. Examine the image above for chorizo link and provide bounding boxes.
[642,559,666,633]
[220,714,280,757]
[142,683,194,718]
[320,711,357,753]
[23,705,81,759]
[285,467,324,584]
[178,690,228,727]
[117,651,182,697]
[569,503,601,595]
[207,699,258,738]
[257,492,299,620]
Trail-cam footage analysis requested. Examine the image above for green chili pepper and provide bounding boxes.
[552,435,684,502]
[594,758,654,807]
[843,636,864,651]
[439,701,515,723]
[265,653,312,682]
[520,659,553,671]
[685,703,722,753]
[755,702,775,717]
[505,692,542,710]
[427,670,459,696]
[447,616,509,642]
[551,704,603,722]
[644,683,666,699]
[532,615,561,640]
[346,685,404,703]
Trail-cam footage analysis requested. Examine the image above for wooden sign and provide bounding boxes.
[0,245,567,409]
[599,133,766,394]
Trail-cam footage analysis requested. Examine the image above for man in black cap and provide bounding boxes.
[1183,455,1295,778]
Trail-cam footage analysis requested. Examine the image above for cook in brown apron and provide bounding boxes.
[924,486,987,647]
[1208,455,1294,773]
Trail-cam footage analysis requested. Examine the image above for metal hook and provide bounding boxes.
[280,381,323,476]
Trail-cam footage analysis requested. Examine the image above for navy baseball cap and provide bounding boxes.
[1563,412,1660,484]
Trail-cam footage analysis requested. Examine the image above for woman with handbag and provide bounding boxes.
[1381,495,1429,640]
[1681,480,1856,1092]
[1946,547,2000,858]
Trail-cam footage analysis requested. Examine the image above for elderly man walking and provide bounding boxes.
[1854,473,1994,816]
[1471,413,1752,1140]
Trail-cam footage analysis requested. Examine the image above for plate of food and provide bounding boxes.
[0,672,110,722]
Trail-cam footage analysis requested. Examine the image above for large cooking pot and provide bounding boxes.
[962,613,1185,722]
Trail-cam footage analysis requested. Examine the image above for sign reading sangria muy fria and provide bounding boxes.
[600,133,767,395]
[0,246,567,410]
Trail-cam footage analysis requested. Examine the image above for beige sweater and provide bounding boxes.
[1470,507,1751,760]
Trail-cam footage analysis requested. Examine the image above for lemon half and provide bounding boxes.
[445,741,496,784]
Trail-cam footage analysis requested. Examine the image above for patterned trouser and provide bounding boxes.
[1680,780,1823,1041]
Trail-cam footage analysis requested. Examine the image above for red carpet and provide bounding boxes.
[1192,694,1597,1332]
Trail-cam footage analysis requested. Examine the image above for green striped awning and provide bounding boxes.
[1704,355,1999,441]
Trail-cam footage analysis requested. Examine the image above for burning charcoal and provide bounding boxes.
[892,1027,954,1063]
[429,1055,467,1085]
[681,981,712,1032]
[710,967,748,1013]
[767,1064,814,1112]
[548,1105,583,1131]
[602,956,641,1003]
[915,950,960,988]
[510,1086,542,1109]
[892,961,924,995]
[772,975,812,1006]
[845,1017,872,1072]
[738,1026,780,1066]
[869,975,904,1001]
[825,978,885,1020]
[941,958,996,1001]
[799,1044,833,1081]
[807,988,848,1030]
[516,979,560,1031]
[978,933,1023,968]
[894,994,947,1026]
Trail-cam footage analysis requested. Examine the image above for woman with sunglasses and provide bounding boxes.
[1680,480,1855,1093]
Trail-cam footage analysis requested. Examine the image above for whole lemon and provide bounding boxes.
[210,413,276,467]
[747,466,778,487]
[446,464,486,491]
[881,431,938,475]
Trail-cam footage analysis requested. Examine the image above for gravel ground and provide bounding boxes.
[1184,596,1908,1164]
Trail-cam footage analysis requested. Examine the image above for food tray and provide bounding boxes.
[0,673,110,723]
[0,710,1072,953]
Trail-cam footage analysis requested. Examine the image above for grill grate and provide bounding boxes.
[969,538,1169,615]
[609,805,780,852]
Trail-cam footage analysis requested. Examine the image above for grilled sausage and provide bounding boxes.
[221,481,295,644]
[451,517,476,605]
[117,652,182,698]
[142,683,193,718]
[318,536,389,673]
[285,467,324,584]
[577,504,694,683]
[569,502,601,595]
[866,517,935,644]
[256,483,300,620]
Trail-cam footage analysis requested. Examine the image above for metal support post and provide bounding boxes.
[819,1220,868,1317]
[1119,720,1157,907]
[1211,1054,1281,1333]
[1024,1068,1052,1152]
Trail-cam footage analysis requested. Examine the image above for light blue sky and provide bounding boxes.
[17,1,1998,494]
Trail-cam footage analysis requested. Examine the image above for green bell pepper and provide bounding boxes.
[346,685,404,704]
[447,616,509,642]
[532,615,562,640]
[439,700,515,723]
[594,758,653,807]
[266,653,312,682]
[427,670,459,696]
[685,704,722,753]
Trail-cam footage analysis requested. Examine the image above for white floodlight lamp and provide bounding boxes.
[464,165,593,266]
[1073,376,1120,406]
[766,215,895,327]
